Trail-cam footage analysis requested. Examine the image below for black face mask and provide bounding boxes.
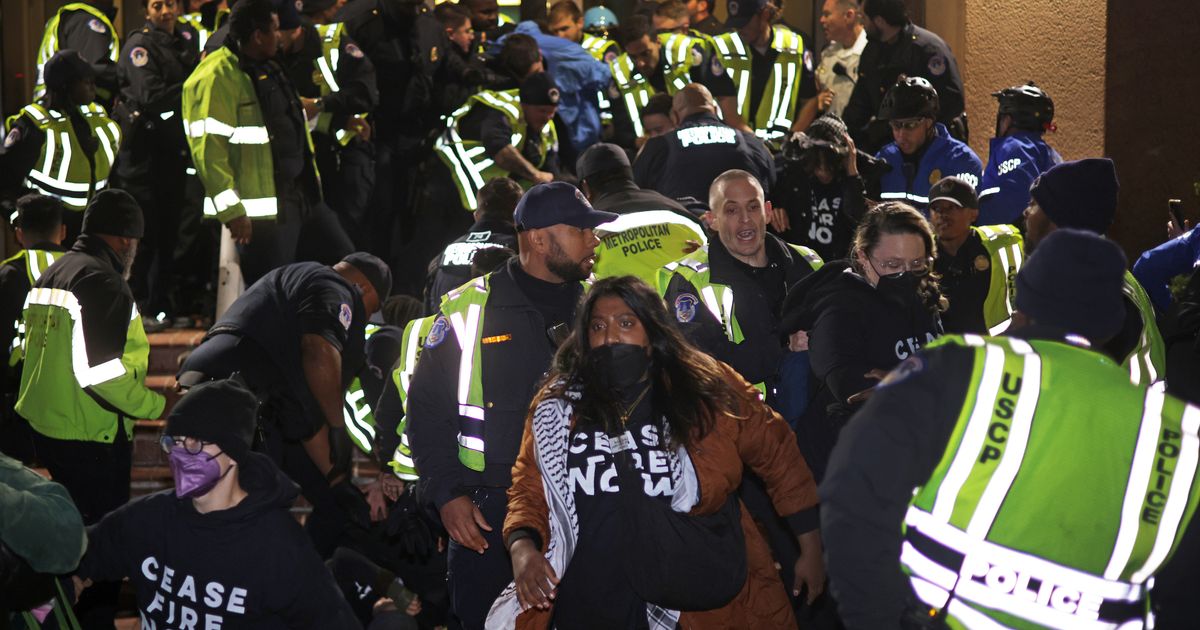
[589,342,651,391]
[875,270,924,305]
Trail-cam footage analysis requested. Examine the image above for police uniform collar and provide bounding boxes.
[679,111,723,127]
[469,218,517,235]
[496,259,583,308]
[1003,324,1120,363]
[71,233,127,275]
[708,231,792,281]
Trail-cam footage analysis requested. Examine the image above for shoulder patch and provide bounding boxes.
[928,168,942,186]
[3,127,20,148]
[690,46,704,68]
[345,42,364,59]
[927,53,946,76]
[130,46,149,67]
[974,255,990,272]
[674,293,699,323]
[710,54,724,76]
[603,50,618,64]
[338,303,353,331]
[88,18,107,33]
[295,0,304,11]
[180,30,193,40]
[425,316,449,348]
[803,49,813,72]
[879,355,924,388]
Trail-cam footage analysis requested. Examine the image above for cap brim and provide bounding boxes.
[568,209,621,230]
[725,15,753,28]
[928,196,966,207]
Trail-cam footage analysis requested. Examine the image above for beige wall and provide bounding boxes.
[928,0,1107,165]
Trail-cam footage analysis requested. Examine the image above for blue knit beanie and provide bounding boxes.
[1029,158,1119,235]
[1015,228,1127,342]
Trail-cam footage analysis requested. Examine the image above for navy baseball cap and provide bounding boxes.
[513,182,619,230]
[274,0,303,29]
[725,0,768,29]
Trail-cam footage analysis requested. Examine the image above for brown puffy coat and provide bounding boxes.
[503,365,820,629]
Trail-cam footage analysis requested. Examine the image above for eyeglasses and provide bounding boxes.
[160,435,214,455]
[870,256,932,275]
[888,118,927,131]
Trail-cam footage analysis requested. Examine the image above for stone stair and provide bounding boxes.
[129,330,206,499]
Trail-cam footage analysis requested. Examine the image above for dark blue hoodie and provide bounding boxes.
[77,452,361,629]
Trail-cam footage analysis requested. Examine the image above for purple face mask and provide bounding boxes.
[168,448,224,498]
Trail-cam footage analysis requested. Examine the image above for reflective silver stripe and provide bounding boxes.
[979,186,1001,197]
[448,303,484,426]
[1105,386,1167,580]
[932,343,1007,521]
[624,92,645,137]
[229,126,269,144]
[458,435,485,451]
[965,340,1040,538]
[25,287,128,387]
[317,55,340,92]
[1129,401,1200,583]
[188,117,235,137]
[342,386,374,448]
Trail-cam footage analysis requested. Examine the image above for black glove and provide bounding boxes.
[330,479,372,530]
[385,487,437,560]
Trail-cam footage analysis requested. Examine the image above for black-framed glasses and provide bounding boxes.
[160,435,213,455]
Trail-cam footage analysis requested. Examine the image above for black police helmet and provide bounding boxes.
[878,76,939,121]
[992,82,1054,132]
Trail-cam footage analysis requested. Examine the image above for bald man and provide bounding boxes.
[634,83,775,204]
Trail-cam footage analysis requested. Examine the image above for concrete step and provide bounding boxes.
[145,329,205,377]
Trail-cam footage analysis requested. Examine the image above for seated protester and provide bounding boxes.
[774,115,868,261]
[576,143,706,285]
[638,92,676,141]
[0,195,68,464]
[325,547,422,630]
[635,84,775,215]
[1133,220,1200,314]
[608,15,743,149]
[977,82,1061,227]
[74,379,362,629]
[929,176,1023,335]
[873,77,982,213]
[424,177,522,315]
[782,202,944,479]
[490,275,824,629]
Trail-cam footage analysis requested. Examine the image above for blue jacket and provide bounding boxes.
[876,123,982,212]
[495,22,611,153]
[1133,227,1200,313]
[977,131,1061,226]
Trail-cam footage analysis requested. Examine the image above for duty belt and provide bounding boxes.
[902,507,1147,629]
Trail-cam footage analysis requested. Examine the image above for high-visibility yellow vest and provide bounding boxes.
[609,33,697,137]
[973,225,1024,335]
[3,249,64,365]
[711,26,807,146]
[34,3,118,102]
[1123,271,1166,387]
[433,89,558,211]
[6,102,120,211]
[389,315,437,480]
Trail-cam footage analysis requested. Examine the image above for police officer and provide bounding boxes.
[576,142,706,285]
[547,0,620,129]
[977,82,1062,226]
[33,0,120,108]
[710,0,818,148]
[183,0,353,285]
[424,177,522,314]
[287,0,380,249]
[660,169,822,400]
[875,77,982,213]
[1024,158,1165,386]
[821,228,1200,630]
[177,251,391,556]
[0,195,68,465]
[583,6,619,40]
[1,50,120,239]
[405,182,615,630]
[115,0,200,324]
[609,15,742,145]
[17,190,164,628]
[434,72,562,213]
[928,176,1023,335]
[842,0,965,154]
[634,83,775,204]
[178,0,230,53]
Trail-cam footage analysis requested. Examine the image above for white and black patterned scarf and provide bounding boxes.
[485,388,701,630]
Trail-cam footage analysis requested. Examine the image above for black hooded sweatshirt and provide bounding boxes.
[77,452,361,629]
[783,260,943,480]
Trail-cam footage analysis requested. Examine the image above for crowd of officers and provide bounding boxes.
[3,0,1200,629]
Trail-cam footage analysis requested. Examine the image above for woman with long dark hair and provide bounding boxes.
[783,201,946,479]
[486,276,823,629]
